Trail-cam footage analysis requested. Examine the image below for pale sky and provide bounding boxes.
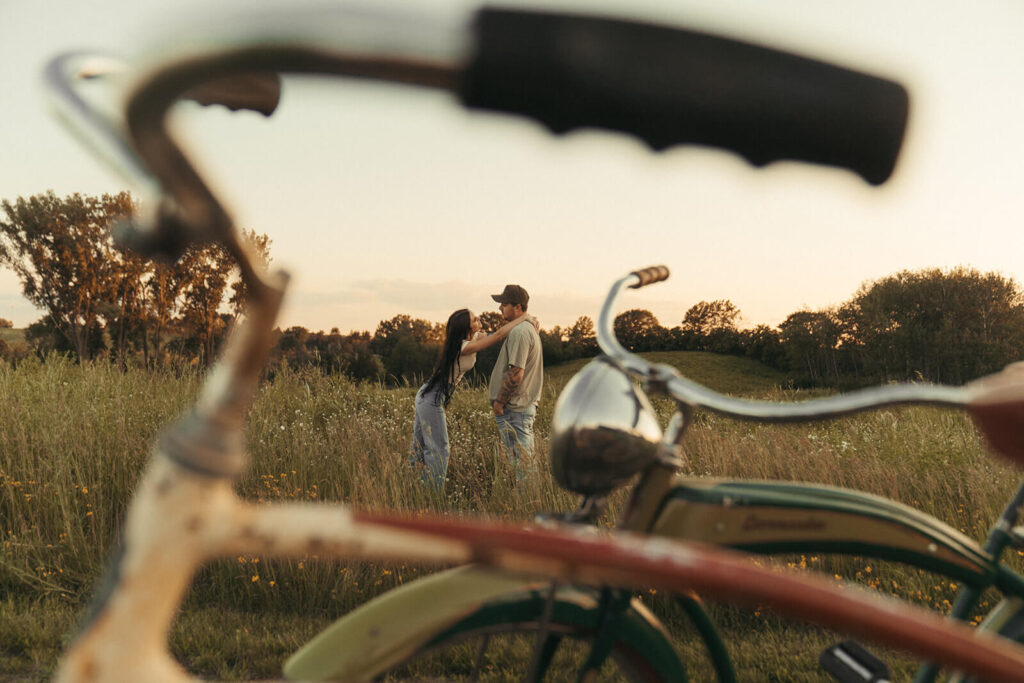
[3,0,1024,334]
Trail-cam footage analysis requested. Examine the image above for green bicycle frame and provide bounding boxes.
[619,463,1024,682]
[288,461,1024,682]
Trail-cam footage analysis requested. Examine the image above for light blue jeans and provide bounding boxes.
[410,384,448,488]
[494,405,537,482]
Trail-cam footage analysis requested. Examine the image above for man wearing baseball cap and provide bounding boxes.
[488,284,543,481]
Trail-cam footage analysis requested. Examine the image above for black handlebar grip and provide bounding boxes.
[630,265,670,288]
[459,9,908,185]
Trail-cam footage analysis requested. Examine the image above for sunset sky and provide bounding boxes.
[3,0,1024,335]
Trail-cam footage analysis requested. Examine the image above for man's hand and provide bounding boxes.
[494,365,523,415]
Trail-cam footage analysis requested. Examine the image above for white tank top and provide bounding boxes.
[452,332,479,384]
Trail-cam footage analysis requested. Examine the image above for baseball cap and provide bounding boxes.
[491,284,529,306]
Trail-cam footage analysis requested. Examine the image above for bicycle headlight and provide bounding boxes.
[549,357,664,495]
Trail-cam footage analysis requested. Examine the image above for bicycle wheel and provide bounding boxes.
[283,566,687,682]
[381,586,683,682]
[947,597,1024,683]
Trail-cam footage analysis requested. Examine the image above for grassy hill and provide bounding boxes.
[0,327,24,344]
[547,350,791,398]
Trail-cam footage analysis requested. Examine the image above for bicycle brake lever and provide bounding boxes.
[182,71,282,116]
[460,9,908,185]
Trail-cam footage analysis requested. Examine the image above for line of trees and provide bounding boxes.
[4,192,1024,387]
[604,267,1024,387]
[0,191,269,367]
[784,268,1024,385]
[268,311,600,385]
[267,265,1024,389]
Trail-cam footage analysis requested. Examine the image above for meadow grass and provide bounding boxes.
[2,352,1022,680]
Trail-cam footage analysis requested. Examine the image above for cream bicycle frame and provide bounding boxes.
[40,4,1024,681]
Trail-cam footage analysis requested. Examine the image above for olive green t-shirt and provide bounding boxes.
[488,322,543,411]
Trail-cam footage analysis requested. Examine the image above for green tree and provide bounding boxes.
[478,311,505,335]
[268,327,386,381]
[682,299,740,335]
[566,316,598,357]
[778,309,843,384]
[742,324,785,369]
[102,247,149,369]
[142,256,191,367]
[340,338,385,382]
[387,335,439,385]
[228,229,274,318]
[682,299,741,352]
[371,314,442,352]
[613,309,663,352]
[0,191,274,367]
[840,267,1024,383]
[142,229,271,368]
[540,326,567,366]
[276,326,315,368]
[371,314,443,384]
[0,191,132,362]
[176,242,235,365]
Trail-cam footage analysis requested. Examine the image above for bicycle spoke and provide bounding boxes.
[471,634,491,682]
[525,634,564,682]
[524,582,560,682]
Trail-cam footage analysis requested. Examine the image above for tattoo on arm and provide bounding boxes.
[496,365,524,406]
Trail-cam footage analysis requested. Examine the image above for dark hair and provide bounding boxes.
[423,308,472,406]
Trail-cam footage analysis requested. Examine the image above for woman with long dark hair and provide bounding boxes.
[410,307,537,488]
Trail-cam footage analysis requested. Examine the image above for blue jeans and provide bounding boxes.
[495,405,537,482]
[410,384,448,488]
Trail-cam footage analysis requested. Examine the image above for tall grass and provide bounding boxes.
[0,356,199,599]
[2,353,1021,679]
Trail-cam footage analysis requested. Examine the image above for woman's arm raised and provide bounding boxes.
[462,313,539,355]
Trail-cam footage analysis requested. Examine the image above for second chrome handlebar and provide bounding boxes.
[597,266,972,424]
